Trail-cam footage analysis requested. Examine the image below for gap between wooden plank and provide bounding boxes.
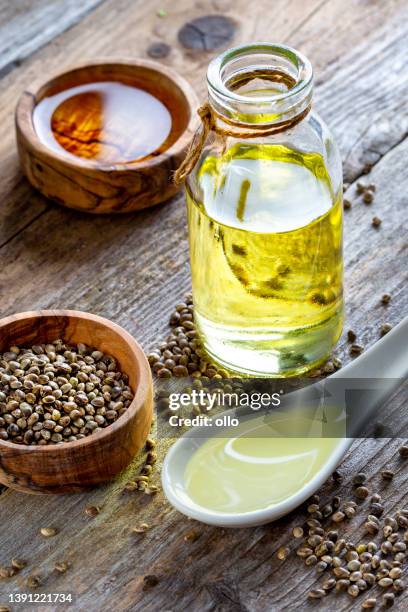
[0,206,49,250]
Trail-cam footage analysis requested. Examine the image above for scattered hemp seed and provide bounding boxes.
[362,598,377,609]
[355,486,369,500]
[380,324,392,337]
[85,505,101,517]
[381,294,391,304]
[347,330,357,343]
[378,577,393,588]
[11,558,26,570]
[292,526,304,538]
[132,523,150,534]
[343,199,352,210]
[296,546,313,558]
[370,503,384,517]
[356,182,366,194]
[323,362,335,375]
[353,473,367,485]
[323,577,336,591]
[335,579,350,591]
[332,469,343,483]
[143,574,159,590]
[277,546,290,560]
[398,445,408,458]
[350,344,364,356]
[381,470,395,481]
[184,529,201,543]
[55,561,69,573]
[147,451,157,464]
[0,606,11,612]
[363,191,374,204]
[40,527,58,537]
[348,584,360,597]
[382,593,395,607]
[27,574,41,588]
[364,521,379,535]
[124,481,138,492]
[372,216,381,227]
[308,589,326,599]
[393,579,404,592]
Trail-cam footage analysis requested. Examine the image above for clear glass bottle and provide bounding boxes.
[186,43,343,377]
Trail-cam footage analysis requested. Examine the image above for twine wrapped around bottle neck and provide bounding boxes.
[173,101,311,185]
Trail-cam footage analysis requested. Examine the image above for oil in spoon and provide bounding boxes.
[33,81,172,163]
[185,417,340,514]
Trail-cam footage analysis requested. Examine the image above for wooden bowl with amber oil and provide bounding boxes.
[15,60,198,213]
[0,310,153,494]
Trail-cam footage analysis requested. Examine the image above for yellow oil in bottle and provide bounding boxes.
[33,81,173,163]
[187,143,343,376]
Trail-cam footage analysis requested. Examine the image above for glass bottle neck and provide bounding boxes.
[207,43,313,127]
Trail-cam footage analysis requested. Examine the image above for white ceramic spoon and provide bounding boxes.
[162,316,408,527]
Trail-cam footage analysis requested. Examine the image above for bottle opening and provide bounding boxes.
[227,70,296,98]
[207,43,313,125]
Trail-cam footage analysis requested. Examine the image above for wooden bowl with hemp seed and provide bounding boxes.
[0,310,153,494]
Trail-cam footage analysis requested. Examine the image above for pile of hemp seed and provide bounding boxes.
[276,455,408,608]
[0,340,134,445]
[148,292,231,381]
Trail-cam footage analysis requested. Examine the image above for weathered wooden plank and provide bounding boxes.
[0,0,107,77]
[0,126,407,612]
[0,0,406,247]
[0,434,407,611]
[315,16,408,182]
[0,0,407,610]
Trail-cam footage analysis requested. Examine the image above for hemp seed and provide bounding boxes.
[40,527,58,537]
[381,470,394,481]
[277,546,289,560]
[0,340,133,445]
[398,445,408,458]
[361,598,376,609]
[308,589,325,599]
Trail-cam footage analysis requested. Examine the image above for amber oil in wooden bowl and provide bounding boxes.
[33,81,175,164]
[15,60,199,213]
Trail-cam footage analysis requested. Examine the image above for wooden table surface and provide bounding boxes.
[0,1,407,610]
